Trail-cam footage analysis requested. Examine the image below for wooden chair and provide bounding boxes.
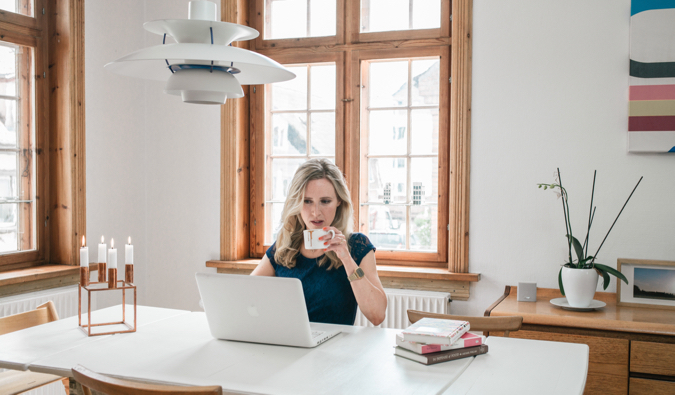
[0,301,66,395]
[407,310,523,337]
[72,365,223,395]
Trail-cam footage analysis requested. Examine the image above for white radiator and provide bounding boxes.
[0,285,82,395]
[354,288,451,329]
[0,285,80,319]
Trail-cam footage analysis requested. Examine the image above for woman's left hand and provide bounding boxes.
[321,227,350,262]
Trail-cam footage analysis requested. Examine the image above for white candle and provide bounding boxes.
[125,236,134,265]
[108,239,117,270]
[80,236,88,267]
[98,236,107,264]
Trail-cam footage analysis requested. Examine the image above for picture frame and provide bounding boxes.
[617,258,675,309]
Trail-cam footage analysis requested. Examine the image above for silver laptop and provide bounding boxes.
[195,272,341,348]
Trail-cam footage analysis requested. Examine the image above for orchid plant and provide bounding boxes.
[537,169,642,295]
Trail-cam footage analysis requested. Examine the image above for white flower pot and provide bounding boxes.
[561,267,599,308]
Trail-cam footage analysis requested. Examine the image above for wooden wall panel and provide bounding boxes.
[48,0,86,266]
[220,0,250,261]
[448,0,472,273]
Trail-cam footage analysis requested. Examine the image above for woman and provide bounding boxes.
[252,159,387,326]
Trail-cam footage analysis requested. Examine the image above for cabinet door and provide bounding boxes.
[510,330,629,395]
[630,341,675,376]
[629,378,675,395]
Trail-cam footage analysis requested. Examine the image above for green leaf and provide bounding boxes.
[597,268,610,290]
[558,267,565,296]
[593,263,629,284]
[567,235,585,264]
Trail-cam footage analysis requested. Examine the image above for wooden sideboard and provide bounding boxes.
[486,286,675,395]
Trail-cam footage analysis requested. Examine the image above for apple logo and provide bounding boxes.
[247,304,259,317]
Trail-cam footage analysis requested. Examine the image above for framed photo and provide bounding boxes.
[617,258,675,309]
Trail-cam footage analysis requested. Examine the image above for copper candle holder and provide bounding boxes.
[125,264,134,284]
[78,277,137,337]
[79,267,89,287]
[98,262,107,282]
[107,268,117,288]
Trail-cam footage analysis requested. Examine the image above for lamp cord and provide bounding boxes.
[210,28,214,73]
[163,34,174,73]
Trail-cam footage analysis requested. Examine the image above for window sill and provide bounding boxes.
[206,260,480,301]
[0,264,99,298]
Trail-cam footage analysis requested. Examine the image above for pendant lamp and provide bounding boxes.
[104,0,295,105]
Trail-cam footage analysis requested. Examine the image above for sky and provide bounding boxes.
[634,267,675,293]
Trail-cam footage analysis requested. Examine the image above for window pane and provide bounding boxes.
[412,0,441,30]
[410,205,437,251]
[0,41,35,256]
[272,113,307,155]
[271,66,307,111]
[264,203,285,245]
[367,158,406,204]
[271,158,305,201]
[410,109,438,155]
[0,99,18,147]
[0,45,17,97]
[267,0,336,40]
[0,153,17,197]
[369,61,408,108]
[310,64,335,110]
[0,0,33,17]
[310,0,336,37]
[410,157,438,204]
[411,59,439,106]
[310,113,335,156]
[368,110,407,156]
[367,205,406,251]
[361,0,440,33]
[0,203,17,252]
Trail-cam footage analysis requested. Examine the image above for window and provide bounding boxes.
[223,0,471,274]
[265,62,337,243]
[0,42,35,255]
[0,0,33,17]
[0,1,86,271]
[0,5,44,269]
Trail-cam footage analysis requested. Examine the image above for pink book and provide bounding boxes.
[396,332,484,354]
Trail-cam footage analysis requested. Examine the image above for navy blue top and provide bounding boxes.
[266,232,375,325]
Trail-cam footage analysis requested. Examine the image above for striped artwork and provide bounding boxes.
[629,0,675,152]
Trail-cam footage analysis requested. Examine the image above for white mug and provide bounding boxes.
[303,229,335,250]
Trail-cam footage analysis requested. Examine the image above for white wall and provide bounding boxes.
[85,0,674,315]
[86,0,220,310]
[454,0,675,316]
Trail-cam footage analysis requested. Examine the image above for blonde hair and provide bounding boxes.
[274,159,353,270]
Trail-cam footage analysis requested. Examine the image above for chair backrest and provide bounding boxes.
[72,365,223,395]
[407,310,523,337]
[0,300,59,336]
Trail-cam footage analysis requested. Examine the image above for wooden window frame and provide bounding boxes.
[353,47,449,267]
[217,0,475,281]
[251,51,345,257]
[0,0,86,277]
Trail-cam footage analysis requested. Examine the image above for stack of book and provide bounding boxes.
[394,317,488,365]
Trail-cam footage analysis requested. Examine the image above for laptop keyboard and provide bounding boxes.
[311,330,325,338]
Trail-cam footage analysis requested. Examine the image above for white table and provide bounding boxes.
[0,306,588,394]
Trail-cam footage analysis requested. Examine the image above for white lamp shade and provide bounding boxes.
[188,0,216,21]
[104,43,295,85]
[144,20,258,45]
[165,68,244,105]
